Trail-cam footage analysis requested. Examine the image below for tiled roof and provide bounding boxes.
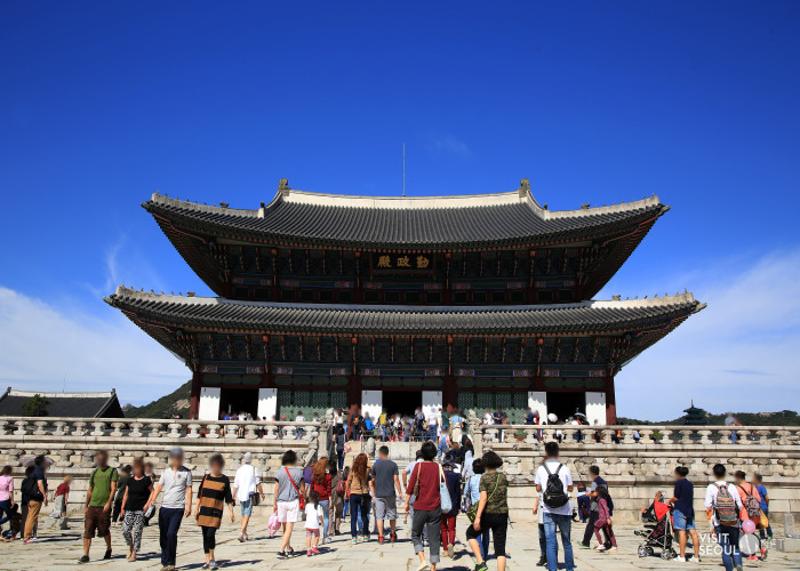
[0,388,124,418]
[106,286,703,336]
[144,186,666,249]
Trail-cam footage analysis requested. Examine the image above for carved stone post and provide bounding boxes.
[13,420,29,436]
[90,422,107,436]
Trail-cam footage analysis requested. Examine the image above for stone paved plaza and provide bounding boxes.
[3,515,798,571]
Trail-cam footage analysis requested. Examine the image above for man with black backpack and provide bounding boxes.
[534,442,574,571]
[704,463,745,571]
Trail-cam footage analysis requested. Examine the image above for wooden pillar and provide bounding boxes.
[347,374,362,408]
[348,335,361,407]
[270,248,279,300]
[528,249,537,304]
[189,370,202,420]
[261,334,274,387]
[443,375,457,411]
[443,252,452,304]
[605,374,617,425]
[354,251,363,303]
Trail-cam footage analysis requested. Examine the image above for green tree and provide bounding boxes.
[23,394,50,417]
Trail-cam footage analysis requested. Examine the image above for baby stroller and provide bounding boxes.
[637,497,677,560]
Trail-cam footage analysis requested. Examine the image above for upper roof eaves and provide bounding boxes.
[145,180,664,220]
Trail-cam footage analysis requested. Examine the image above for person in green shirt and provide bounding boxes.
[79,450,118,564]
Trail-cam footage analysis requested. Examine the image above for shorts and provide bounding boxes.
[277,499,299,523]
[240,498,254,517]
[84,506,111,538]
[673,509,696,531]
[375,496,398,520]
[305,528,320,537]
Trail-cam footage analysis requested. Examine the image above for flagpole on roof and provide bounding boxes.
[402,143,407,197]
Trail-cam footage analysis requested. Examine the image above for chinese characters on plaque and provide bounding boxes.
[373,253,432,270]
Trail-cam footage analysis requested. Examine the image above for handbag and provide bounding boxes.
[285,467,305,510]
[466,474,500,523]
[438,464,453,514]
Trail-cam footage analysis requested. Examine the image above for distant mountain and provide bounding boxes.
[123,380,191,419]
[619,409,800,426]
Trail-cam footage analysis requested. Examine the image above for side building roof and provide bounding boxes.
[0,388,124,418]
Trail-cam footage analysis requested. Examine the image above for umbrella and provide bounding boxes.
[20,455,54,468]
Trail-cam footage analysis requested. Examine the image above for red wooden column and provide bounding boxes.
[443,335,457,411]
[354,251,364,303]
[347,375,362,409]
[261,334,274,388]
[270,248,279,300]
[443,376,457,411]
[605,374,617,425]
[189,369,202,420]
[347,335,361,408]
[528,249,537,303]
[443,252,452,304]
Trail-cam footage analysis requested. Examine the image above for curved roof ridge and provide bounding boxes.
[148,188,663,218]
[7,388,115,398]
[149,193,260,218]
[540,195,663,220]
[109,285,700,312]
[590,292,698,309]
[279,188,528,210]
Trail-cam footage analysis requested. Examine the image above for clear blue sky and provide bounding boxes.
[1,1,798,417]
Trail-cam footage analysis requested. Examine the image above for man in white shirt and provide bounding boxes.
[534,442,574,571]
[704,463,744,571]
[232,452,263,543]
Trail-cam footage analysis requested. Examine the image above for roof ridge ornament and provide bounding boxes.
[278,178,290,195]
[518,178,531,197]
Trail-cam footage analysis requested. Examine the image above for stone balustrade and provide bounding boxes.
[473,424,800,524]
[0,416,322,443]
[0,416,329,515]
[478,424,800,448]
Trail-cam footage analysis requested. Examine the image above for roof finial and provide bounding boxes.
[519,178,531,197]
[278,178,290,194]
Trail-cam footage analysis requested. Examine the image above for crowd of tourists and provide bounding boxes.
[0,414,776,571]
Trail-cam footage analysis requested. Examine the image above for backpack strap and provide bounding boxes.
[554,464,563,476]
[486,474,501,503]
[543,463,553,476]
[285,467,301,497]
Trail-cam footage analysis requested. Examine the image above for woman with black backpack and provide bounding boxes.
[465,450,509,571]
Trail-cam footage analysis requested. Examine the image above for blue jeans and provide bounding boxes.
[349,494,370,538]
[158,507,184,566]
[716,525,743,571]
[0,500,12,527]
[543,512,574,571]
[319,499,330,538]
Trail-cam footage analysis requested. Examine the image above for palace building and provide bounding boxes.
[107,179,704,424]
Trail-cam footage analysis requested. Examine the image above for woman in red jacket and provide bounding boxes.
[404,441,441,571]
[310,457,332,543]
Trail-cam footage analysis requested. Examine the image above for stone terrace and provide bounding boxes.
[3,517,799,570]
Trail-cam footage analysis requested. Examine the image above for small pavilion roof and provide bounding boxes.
[144,183,667,250]
[106,286,703,336]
